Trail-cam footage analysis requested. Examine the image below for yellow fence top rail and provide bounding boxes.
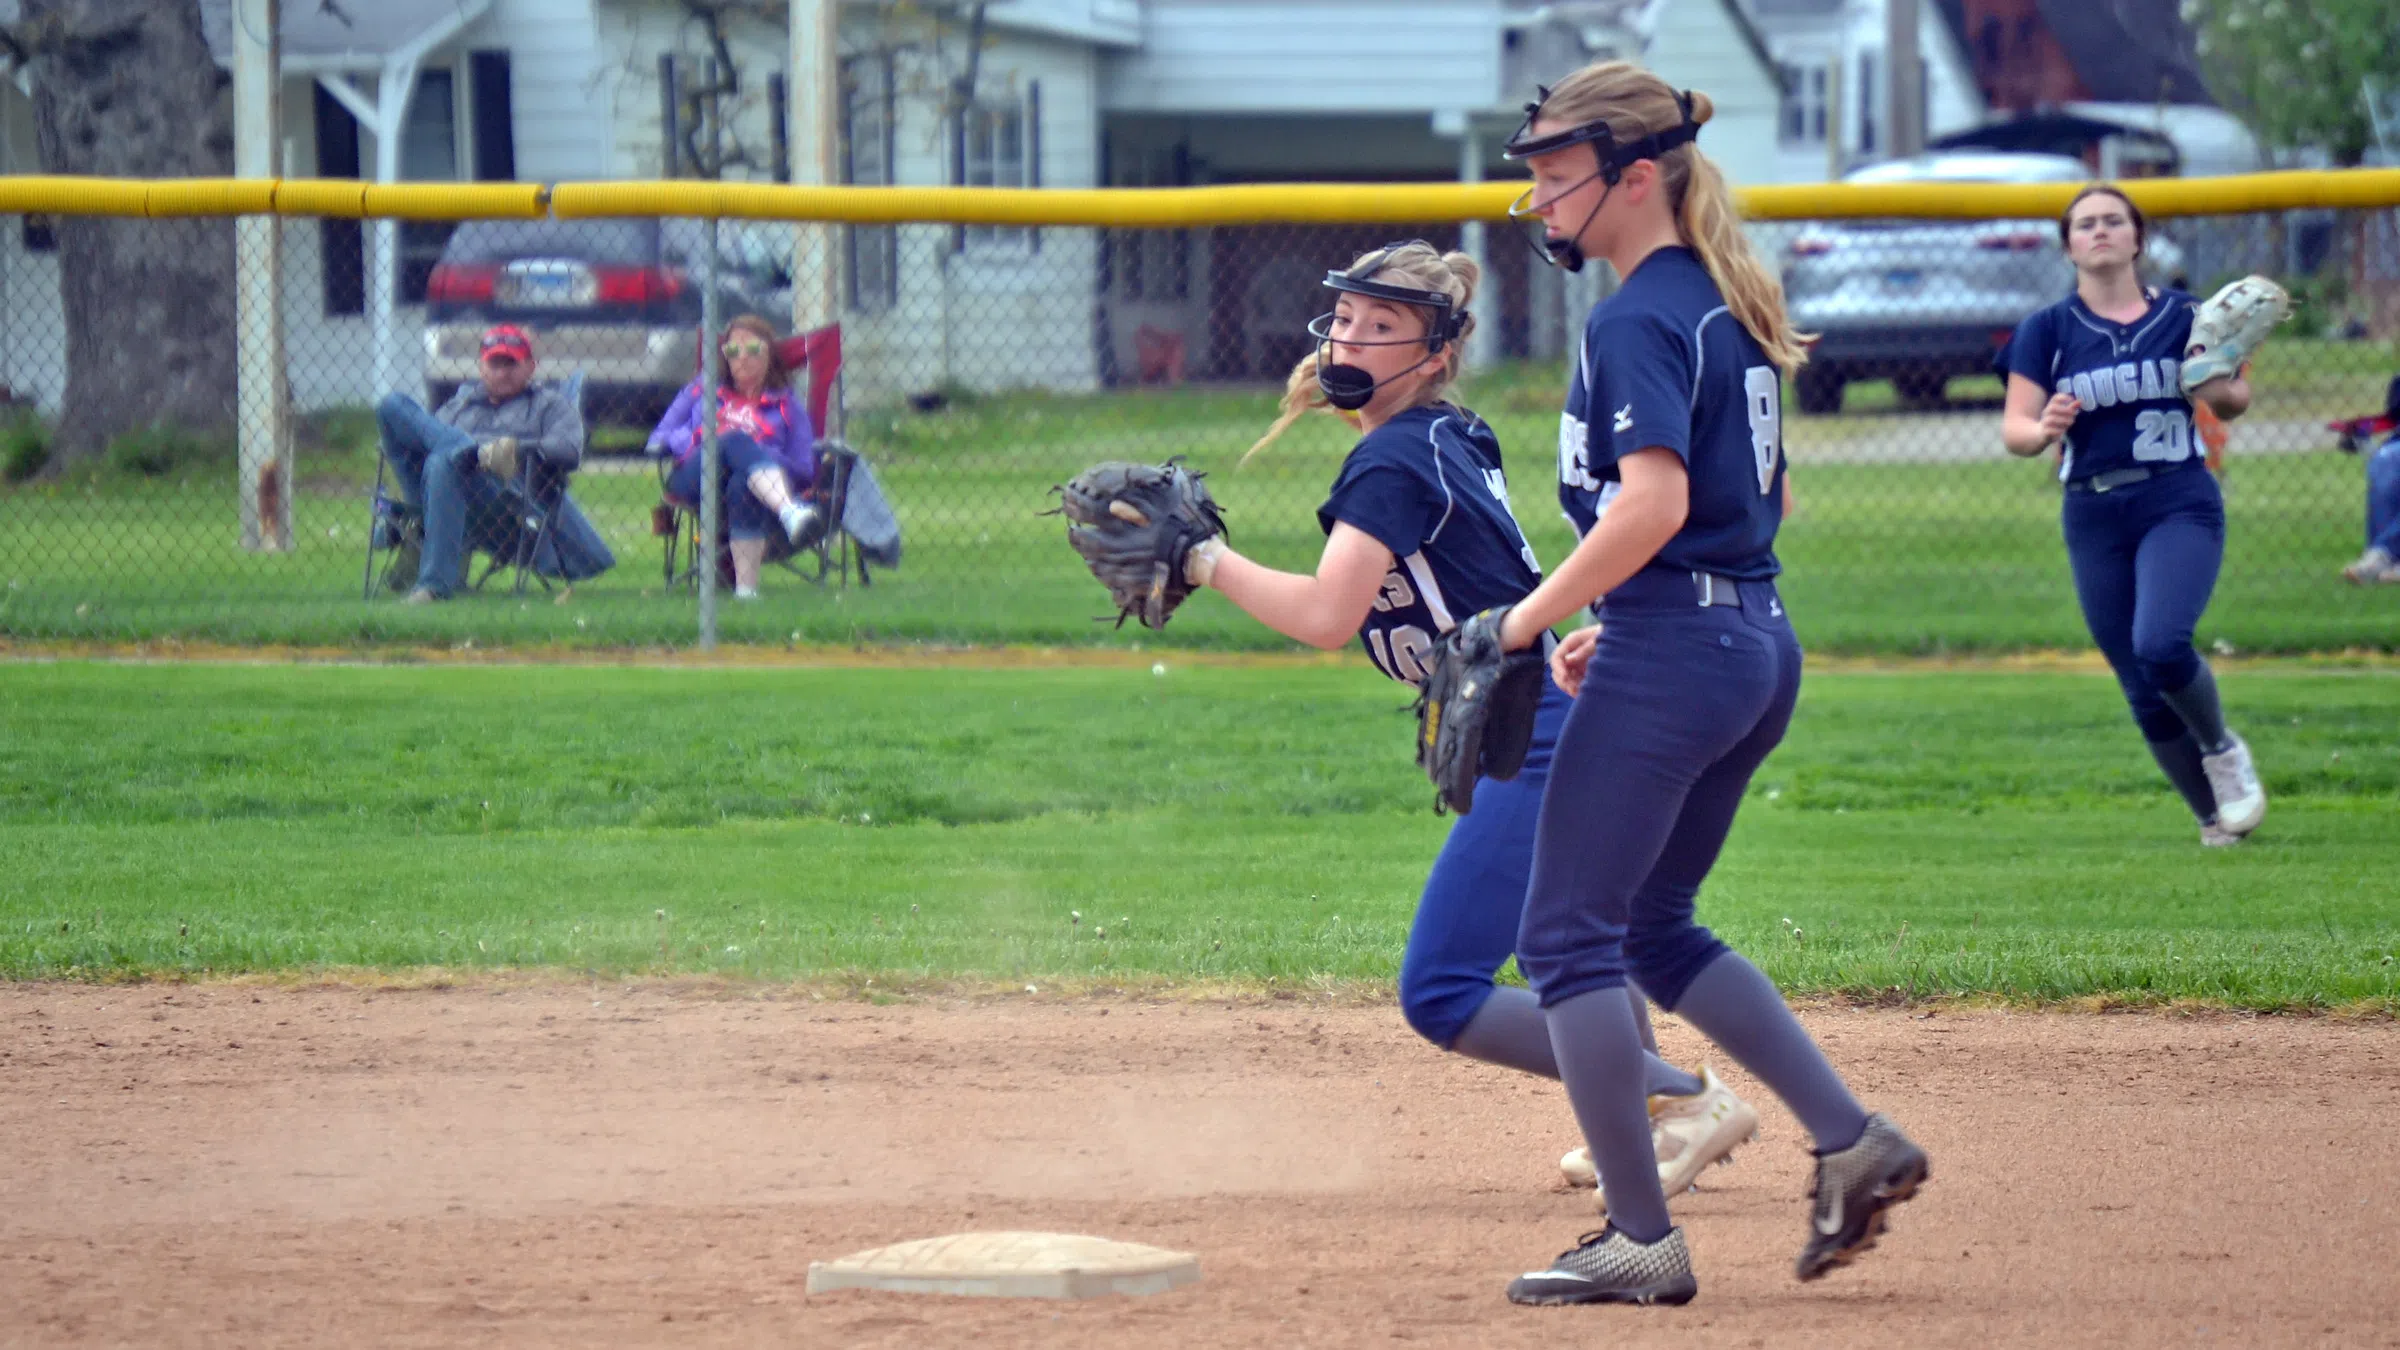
[1,169,2396,224]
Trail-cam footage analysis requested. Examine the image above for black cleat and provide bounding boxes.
[1795,1113,1929,1280]
[1507,1224,1698,1306]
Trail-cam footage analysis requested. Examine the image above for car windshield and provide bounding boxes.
[440,220,660,266]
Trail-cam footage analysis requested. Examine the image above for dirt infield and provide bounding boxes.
[5,985,2396,1348]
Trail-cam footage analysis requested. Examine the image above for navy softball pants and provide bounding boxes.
[2062,466,2225,743]
[1516,568,1799,1011]
[1397,677,1572,1046]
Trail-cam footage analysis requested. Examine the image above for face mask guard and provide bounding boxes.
[1308,242,1467,411]
[1501,86,1700,272]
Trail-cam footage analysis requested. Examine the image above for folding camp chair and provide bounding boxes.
[363,373,584,601]
[655,325,870,589]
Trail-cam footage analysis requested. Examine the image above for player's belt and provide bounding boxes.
[2066,466,2165,494]
[1692,571,1744,607]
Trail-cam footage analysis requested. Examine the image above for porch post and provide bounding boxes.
[233,0,290,552]
[1456,121,1498,370]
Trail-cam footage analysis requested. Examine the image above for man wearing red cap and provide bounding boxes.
[374,324,594,603]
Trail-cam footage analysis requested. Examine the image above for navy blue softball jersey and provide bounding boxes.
[1317,402,1546,684]
[1557,246,1787,580]
[2004,287,2202,484]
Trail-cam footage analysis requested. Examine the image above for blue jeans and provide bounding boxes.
[2367,437,2400,556]
[665,433,791,541]
[377,393,505,597]
[1517,568,1796,1011]
[2061,466,2224,743]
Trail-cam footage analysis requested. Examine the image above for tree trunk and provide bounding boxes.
[19,0,236,474]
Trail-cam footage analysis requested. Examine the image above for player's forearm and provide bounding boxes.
[2001,413,2056,457]
[1501,484,1685,649]
[2195,374,2251,421]
[1204,548,1362,650]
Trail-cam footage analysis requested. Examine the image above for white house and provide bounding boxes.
[1738,0,1987,183]
[1,0,1789,413]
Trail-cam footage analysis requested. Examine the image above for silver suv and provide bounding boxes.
[1780,152,2187,414]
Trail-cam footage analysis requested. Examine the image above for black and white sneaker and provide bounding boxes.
[1795,1113,1929,1281]
[1506,1224,1696,1306]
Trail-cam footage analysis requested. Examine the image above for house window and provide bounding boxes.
[1780,61,1828,145]
[841,53,898,313]
[1857,50,1879,155]
[314,82,365,317]
[956,84,1040,252]
[397,68,460,305]
[1108,145,1191,301]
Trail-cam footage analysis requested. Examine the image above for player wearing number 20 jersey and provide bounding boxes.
[2005,285,2204,484]
[1318,402,1545,683]
[1558,245,1786,578]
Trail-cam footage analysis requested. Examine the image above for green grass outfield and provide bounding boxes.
[4,657,2395,1010]
[2,345,2393,654]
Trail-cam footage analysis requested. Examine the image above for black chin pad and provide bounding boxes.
[1318,363,1376,411]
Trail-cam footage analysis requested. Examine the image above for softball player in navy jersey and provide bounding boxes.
[1486,63,1928,1306]
[2001,184,2266,845]
[1180,240,1760,1202]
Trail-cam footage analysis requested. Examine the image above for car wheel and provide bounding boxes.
[1794,367,1845,416]
[1893,373,1948,409]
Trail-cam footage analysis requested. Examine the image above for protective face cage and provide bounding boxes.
[1307,241,1469,411]
[1500,86,1700,271]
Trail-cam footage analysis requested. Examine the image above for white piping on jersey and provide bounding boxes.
[2064,289,2179,355]
[1420,411,1458,546]
[1689,305,1730,410]
[1401,551,1457,631]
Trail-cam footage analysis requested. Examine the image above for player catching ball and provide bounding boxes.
[1468,61,1928,1305]
[1056,241,1762,1212]
[1999,184,2283,845]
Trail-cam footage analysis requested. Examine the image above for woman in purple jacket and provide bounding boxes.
[648,314,821,598]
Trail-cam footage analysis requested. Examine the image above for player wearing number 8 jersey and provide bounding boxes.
[1492,61,1927,1306]
[2001,184,2266,846]
[1181,239,1759,1210]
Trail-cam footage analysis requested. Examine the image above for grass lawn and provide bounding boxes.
[3,658,2394,1009]
[1,349,2392,654]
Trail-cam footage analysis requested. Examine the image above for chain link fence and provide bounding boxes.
[1,192,2396,654]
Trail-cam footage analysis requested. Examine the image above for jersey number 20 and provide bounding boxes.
[1744,366,1781,495]
[2132,409,2193,463]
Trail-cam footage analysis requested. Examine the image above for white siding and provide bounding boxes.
[474,0,609,180]
[990,0,1144,47]
[597,0,791,181]
[1642,0,1784,190]
[1101,0,1503,114]
[847,32,1106,401]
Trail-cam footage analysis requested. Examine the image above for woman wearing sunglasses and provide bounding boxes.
[648,313,820,598]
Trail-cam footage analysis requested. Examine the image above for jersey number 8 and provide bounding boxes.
[1744,366,1781,495]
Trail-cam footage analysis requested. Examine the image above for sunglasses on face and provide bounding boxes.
[722,340,770,359]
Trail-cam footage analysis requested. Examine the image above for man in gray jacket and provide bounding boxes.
[377,324,594,603]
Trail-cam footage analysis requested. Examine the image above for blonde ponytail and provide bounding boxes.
[1531,66,1812,371]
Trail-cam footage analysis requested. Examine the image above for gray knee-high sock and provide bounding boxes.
[1547,987,1673,1242]
[2158,661,2233,754]
[1452,986,1705,1096]
[2145,732,2220,824]
[1669,953,1870,1154]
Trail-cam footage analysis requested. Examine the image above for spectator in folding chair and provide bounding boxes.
[645,313,821,599]
[2339,372,2400,584]
[374,324,593,604]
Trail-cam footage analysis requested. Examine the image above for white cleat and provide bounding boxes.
[1559,1066,1761,1203]
[2201,733,2265,836]
[2199,821,2243,847]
